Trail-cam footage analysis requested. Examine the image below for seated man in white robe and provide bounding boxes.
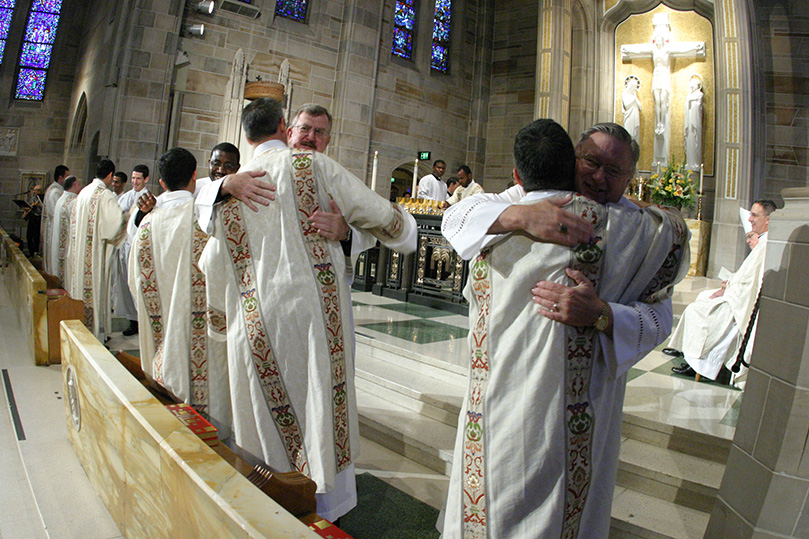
[199,98,417,522]
[128,147,230,437]
[66,159,126,341]
[666,199,776,382]
[51,175,82,285]
[440,119,689,539]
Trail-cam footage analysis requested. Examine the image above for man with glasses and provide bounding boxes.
[442,122,679,376]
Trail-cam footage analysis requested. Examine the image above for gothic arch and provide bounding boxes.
[70,93,88,150]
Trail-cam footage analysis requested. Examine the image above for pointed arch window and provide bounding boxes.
[431,0,451,72]
[275,0,308,22]
[392,0,415,60]
[15,0,63,101]
[0,0,17,65]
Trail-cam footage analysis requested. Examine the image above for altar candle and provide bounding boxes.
[412,158,419,197]
[699,163,704,195]
[371,151,378,192]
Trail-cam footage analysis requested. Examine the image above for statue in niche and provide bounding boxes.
[684,74,704,172]
[622,75,642,141]
[621,13,705,169]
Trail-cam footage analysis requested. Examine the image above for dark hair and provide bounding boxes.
[513,119,576,192]
[446,176,459,187]
[54,165,69,181]
[158,148,197,192]
[211,142,240,163]
[433,159,446,167]
[457,165,472,176]
[96,159,115,180]
[753,199,777,215]
[242,98,284,143]
[577,122,640,174]
[114,171,128,183]
[290,103,332,129]
[133,164,150,178]
[63,175,78,191]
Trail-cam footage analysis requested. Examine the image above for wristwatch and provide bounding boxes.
[594,302,611,332]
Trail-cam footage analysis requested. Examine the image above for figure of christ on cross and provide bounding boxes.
[621,12,705,170]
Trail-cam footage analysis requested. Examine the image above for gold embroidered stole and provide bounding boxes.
[81,185,104,328]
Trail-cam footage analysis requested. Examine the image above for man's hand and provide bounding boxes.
[137,192,157,214]
[532,268,606,328]
[710,282,727,299]
[311,199,349,241]
[221,170,275,211]
[489,195,594,247]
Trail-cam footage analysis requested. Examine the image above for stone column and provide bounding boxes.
[705,187,809,537]
[534,0,572,129]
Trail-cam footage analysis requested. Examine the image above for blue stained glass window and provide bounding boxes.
[16,68,46,100]
[391,0,415,60]
[431,0,451,72]
[0,0,15,8]
[15,0,62,100]
[0,2,15,66]
[275,0,307,22]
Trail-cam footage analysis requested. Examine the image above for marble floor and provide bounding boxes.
[0,277,742,537]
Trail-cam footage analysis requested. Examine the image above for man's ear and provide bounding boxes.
[512,168,524,187]
[159,178,167,191]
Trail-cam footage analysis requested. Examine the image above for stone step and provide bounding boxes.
[617,438,724,513]
[610,487,710,539]
[621,413,731,464]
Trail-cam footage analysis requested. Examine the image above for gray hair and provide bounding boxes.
[577,122,640,174]
[290,103,332,129]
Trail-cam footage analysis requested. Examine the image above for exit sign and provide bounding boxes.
[419,151,431,161]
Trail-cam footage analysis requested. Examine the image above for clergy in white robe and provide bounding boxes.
[51,176,81,285]
[199,95,417,522]
[40,165,68,272]
[129,148,230,438]
[66,159,126,340]
[439,119,689,539]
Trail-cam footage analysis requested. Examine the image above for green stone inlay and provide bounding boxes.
[359,319,468,344]
[626,367,644,382]
[719,394,742,427]
[376,303,452,319]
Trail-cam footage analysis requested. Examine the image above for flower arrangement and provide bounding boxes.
[649,160,695,210]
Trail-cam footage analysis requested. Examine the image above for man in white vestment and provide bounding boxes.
[66,159,126,341]
[51,176,82,285]
[129,148,231,437]
[444,165,483,207]
[115,164,150,336]
[199,98,417,522]
[666,200,775,381]
[442,123,677,370]
[111,171,127,199]
[417,159,448,201]
[40,164,69,271]
[440,120,689,539]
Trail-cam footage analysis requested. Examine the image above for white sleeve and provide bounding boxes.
[195,178,224,235]
[350,226,377,258]
[600,298,673,379]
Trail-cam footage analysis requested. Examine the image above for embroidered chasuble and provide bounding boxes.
[199,148,416,516]
[129,194,231,438]
[66,178,126,339]
[41,181,64,272]
[440,193,688,539]
[52,191,77,285]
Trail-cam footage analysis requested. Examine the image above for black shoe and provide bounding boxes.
[672,363,696,377]
[122,321,139,336]
[663,347,684,357]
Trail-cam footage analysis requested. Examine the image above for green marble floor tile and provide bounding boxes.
[376,303,452,319]
[626,367,644,383]
[359,319,468,344]
[111,317,129,332]
[720,393,743,427]
[653,357,741,390]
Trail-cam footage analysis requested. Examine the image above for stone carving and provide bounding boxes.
[684,74,704,172]
[622,76,641,141]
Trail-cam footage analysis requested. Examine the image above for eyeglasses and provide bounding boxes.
[578,153,631,181]
[209,160,239,172]
[293,125,330,139]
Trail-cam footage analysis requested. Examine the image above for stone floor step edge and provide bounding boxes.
[622,413,732,463]
[610,486,711,539]
[355,334,468,379]
[356,375,461,428]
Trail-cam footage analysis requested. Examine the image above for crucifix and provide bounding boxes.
[621,12,705,170]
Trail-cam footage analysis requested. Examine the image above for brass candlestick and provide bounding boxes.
[696,193,704,221]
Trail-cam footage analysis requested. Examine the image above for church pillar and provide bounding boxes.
[707,0,756,276]
[705,187,809,538]
[534,0,573,129]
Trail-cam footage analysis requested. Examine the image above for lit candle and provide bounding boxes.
[699,163,704,195]
[412,158,419,198]
[371,151,378,192]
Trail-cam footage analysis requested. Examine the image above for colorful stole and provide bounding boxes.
[561,201,606,539]
[56,197,74,283]
[461,250,493,539]
[290,150,352,472]
[81,185,104,328]
[220,198,310,475]
[137,213,211,414]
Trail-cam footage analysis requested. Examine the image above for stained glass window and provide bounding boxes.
[275,0,307,22]
[0,0,16,66]
[431,0,450,72]
[15,0,62,100]
[392,0,415,60]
